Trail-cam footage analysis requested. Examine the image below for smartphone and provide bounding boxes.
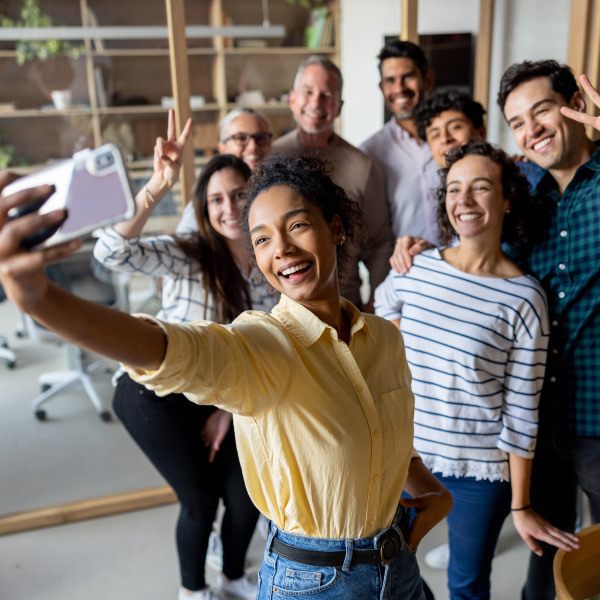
[3,143,135,249]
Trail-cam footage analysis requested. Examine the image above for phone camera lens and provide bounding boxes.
[95,153,114,169]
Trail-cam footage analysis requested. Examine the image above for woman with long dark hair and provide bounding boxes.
[93,111,277,600]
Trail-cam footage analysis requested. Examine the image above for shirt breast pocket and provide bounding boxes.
[380,386,415,453]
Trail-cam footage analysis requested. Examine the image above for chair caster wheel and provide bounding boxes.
[100,411,112,422]
[41,383,51,392]
[7,360,16,369]
[35,409,47,421]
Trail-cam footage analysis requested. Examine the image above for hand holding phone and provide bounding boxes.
[3,144,135,249]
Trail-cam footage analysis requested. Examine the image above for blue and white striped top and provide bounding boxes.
[374,249,550,482]
[94,228,278,324]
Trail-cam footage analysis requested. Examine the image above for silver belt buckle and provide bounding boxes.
[379,534,400,565]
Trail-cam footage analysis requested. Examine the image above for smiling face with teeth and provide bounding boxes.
[503,76,588,173]
[206,167,249,243]
[380,57,433,123]
[248,184,343,308]
[444,154,509,244]
[289,64,343,137]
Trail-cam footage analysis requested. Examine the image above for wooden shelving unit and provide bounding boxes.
[0,0,339,216]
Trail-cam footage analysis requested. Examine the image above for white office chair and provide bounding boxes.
[24,243,129,422]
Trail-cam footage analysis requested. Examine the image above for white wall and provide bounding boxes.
[340,0,571,153]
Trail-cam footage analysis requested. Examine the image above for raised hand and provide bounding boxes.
[153,108,193,189]
[561,74,600,132]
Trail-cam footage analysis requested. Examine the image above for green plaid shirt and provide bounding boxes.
[522,145,600,436]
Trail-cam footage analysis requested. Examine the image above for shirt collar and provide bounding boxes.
[271,294,373,346]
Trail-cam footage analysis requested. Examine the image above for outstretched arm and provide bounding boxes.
[561,74,600,130]
[113,109,193,239]
[0,173,166,370]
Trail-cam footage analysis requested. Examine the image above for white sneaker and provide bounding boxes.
[206,530,223,571]
[178,586,220,600]
[219,573,258,600]
[424,543,450,569]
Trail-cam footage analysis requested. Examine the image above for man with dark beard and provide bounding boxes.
[360,41,438,246]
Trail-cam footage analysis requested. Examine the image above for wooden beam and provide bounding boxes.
[401,0,418,44]
[165,0,195,205]
[0,486,177,536]
[474,0,494,110]
[567,0,593,77]
[586,0,600,139]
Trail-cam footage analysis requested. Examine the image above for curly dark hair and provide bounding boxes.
[377,40,429,76]
[415,88,486,141]
[436,141,539,248]
[497,59,578,113]
[241,153,365,279]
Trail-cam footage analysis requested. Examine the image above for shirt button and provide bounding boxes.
[558,291,565,299]
[559,263,566,270]
[373,429,381,437]
[550,376,557,383]
[552,320,558,327]
[373,474,380,483]
[553,349,558,354]
[369,519,376,527]
[356,385,363,393]
[560,230,568,237]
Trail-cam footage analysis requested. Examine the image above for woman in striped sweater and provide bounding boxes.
[375,141,577,600]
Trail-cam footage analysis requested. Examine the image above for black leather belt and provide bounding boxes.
[270,530,402,567]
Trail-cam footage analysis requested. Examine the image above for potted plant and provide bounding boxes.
[0,0,84,108]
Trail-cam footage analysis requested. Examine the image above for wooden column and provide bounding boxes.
[567,0,593,78]
[401,0,418,43]
[473,0,494,110]
[165,0,195,204]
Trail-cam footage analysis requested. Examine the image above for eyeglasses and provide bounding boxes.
[221,132,273,147]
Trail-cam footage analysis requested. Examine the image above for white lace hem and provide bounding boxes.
[423,456,510,482]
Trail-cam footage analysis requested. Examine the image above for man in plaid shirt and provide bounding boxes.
[499,60,600,600]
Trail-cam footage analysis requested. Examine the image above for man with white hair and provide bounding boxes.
[177,107,271,233]
[272,55,392,311]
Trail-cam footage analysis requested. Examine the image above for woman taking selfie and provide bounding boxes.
[374,141,578,600]
[92,111,276,600]
[0,152,453,600]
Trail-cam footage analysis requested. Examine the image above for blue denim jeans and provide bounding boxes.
[256,508,425,600]
[439,475,512,600]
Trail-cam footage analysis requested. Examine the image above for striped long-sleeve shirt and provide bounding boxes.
[374,249,550,482]
[94,228,278,323]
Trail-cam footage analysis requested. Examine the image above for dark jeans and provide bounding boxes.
[521,431,600,600]
[114,373,259,591]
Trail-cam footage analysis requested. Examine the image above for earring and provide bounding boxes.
[338,234,346,246]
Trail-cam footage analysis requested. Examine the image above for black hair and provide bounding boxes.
[497,59,579,113]
[377,40,429,76]
[415,88,486,141]
[436,141,539,248]
[175,154,253,323]
[241,153,364,279]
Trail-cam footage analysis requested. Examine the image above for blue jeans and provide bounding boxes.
[439,475,511,600]
[521,432,600,600]
[257,508,425,600]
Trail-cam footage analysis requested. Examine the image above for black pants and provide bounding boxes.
[114,374,259,591]
[521,430,600,600]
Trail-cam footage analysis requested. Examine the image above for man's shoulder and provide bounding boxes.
[359,122,392,155]
[271,130,299,152]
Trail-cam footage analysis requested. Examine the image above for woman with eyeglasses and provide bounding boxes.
[176,107,272,235]
[93,111,277,600]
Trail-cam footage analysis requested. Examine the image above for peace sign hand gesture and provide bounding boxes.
[153,108,193,189]
[561,74,600,132]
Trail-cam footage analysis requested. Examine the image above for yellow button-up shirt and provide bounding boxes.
[126,294,417,539]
